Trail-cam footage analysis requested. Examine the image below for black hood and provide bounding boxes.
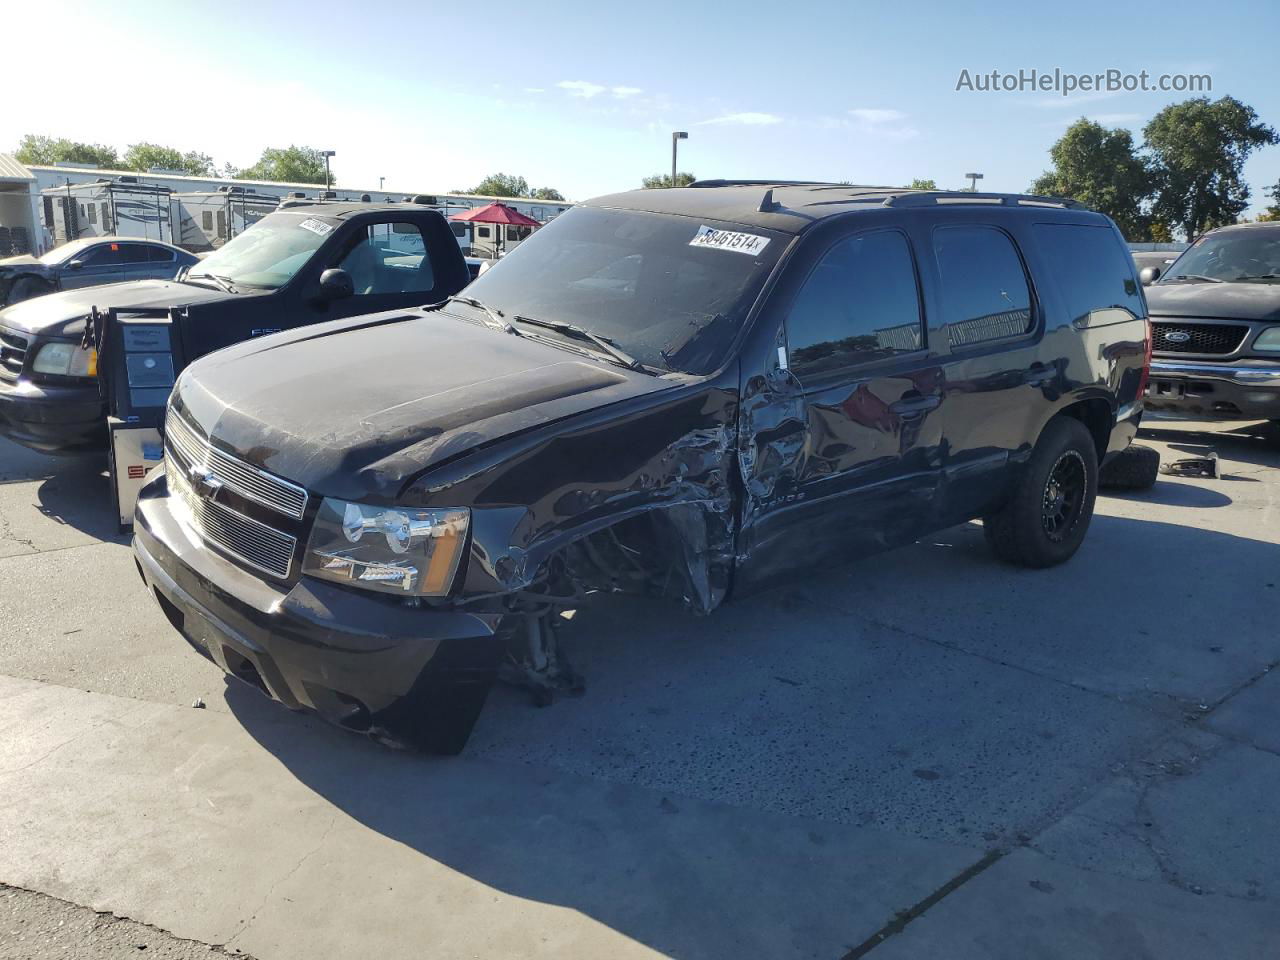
[0,279,234,339]
[1145,281,1280,323]
[174,310,677,502]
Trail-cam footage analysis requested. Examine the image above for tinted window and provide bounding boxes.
[146,245,175,263]
[118,244,152,264]
[786,230,923,375]
[1032,223,1142,323]
[81,243,125,266]
[337,222,435,296]
[933,226,1033,346]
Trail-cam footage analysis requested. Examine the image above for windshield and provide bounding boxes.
[460,206,787,374]
[38,239,96,265]
[187,212,340,289]
[1159,229,1280,283]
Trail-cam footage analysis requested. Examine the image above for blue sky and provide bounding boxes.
[10,0,1279,213]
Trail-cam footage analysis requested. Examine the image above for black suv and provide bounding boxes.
[0,202,468,454]
[133,183,1150,752]
[1142,221,1280,432]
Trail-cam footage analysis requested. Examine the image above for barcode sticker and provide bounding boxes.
[689,225,770,256]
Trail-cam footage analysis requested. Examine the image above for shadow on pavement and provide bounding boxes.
[1139,422,1280,469]
[35,459,123,543]
[1103,479,1233,507]
[223,510,1280,960]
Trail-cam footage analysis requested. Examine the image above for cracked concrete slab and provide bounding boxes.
[1207,668,1280,755]
[0,676,978,960]
[868,847,1280,960]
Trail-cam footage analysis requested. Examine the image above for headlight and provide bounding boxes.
[32,342,97,377]
[1254,326,1280,353]
[303,498,469,596]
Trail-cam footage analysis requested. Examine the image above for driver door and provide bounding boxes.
[324,220,447,320]
[60,242,126,290]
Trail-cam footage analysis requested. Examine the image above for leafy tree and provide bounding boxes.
[469,173,530,197]
[1149,221,1176,243]
[122,142,215,176]
[14,134,118,168]
[531,186,566,201]
[1144,96,1278,239]
[1257,179,1280,222]
[1030,119,1153,239]
[641,172,697,189]
[232,146,333,185]
[908,178,937,190]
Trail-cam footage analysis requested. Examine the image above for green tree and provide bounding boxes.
[641,172,696,188]
[1144,96,1278,239]
[908,178,937,190]
[14,134,118,168]
[469,173,530,197]
[1149,221,1176,243]
[122,142,215,176]
[1030,119,1153,239]
[1256,179,1280,222]
[232,146,332,185]
[531,186,566,201]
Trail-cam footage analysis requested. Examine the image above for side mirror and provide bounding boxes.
[1139,266,1160,285]
[66,259,84,271]
[318,267,354,301]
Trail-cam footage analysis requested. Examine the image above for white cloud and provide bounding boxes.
[558,80,606,98]
[698,112,783,126]
[848,108,906,124]
[1031,90,1122,108]
[611,86,643,99]
[524,87,545,94]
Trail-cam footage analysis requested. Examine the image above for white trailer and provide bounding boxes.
[175,187,281,251]
[41,178,176,245]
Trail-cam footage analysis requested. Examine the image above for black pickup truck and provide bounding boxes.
[133,182,1150,753]
[0,202,469,454]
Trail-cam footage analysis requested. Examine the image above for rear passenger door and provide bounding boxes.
[926,222,1049,524]
[117,243,159,283]
[737,226,946,585]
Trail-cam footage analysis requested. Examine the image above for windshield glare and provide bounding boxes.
[188,212,338,289]
[38,240,94,265]
[1160,230,1280,282]
[460,206,786,374]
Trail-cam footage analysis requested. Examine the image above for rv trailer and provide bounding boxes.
[42,178,175,245]
[175,186,281,251]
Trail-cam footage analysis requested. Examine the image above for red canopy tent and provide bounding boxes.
[450,202,542,257]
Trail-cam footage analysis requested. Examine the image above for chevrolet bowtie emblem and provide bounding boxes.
[188,463,223,499]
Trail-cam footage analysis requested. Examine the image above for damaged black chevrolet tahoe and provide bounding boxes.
[133,183,1150,753]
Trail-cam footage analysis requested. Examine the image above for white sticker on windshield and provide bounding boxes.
[688,225,770,256]
[297,218,334,237]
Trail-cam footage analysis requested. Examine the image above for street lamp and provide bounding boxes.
[321,150,336,193]
[671,131,688,188]
[965,172,984,192]
[379,176,385,192]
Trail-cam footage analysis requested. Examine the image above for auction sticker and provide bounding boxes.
[689,225,770,256]
[298,218,334,236]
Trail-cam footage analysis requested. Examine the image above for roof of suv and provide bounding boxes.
[272,201,449,219]
[585,181,1103,235]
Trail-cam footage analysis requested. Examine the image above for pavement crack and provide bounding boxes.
[838,849,1003,958]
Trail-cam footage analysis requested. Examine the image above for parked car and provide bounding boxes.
[1131,249,1180,282]
[0,237,199,306]
[1141,221,1280,433]
[133,183,1150,753]
[0,202,469,454]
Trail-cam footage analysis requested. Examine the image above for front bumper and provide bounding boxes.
[0,375,106,454]
[132,472,505,753]
[1145,359,1280,421]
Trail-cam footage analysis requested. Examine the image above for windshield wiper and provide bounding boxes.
[511,314,645,371]
[1234,274,1280,282]
[187,273,238,293]
[442,295,518,335]
[1170,274,1225,283]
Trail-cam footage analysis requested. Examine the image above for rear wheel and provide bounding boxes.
[1099,443,1160,491]
[984,417,1099,568]
[7,276,52,304]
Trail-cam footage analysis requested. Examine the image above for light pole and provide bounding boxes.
[321,150,336,194]
[379,176,385,192]
[671,131,688,188]
[965,172,984,192]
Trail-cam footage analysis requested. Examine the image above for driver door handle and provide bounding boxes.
[888,392,943,418]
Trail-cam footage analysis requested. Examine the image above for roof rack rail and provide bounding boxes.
[688,179,838,189]
[883,191,1090,210]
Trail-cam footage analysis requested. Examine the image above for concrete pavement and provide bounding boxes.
[0,419,1277,958]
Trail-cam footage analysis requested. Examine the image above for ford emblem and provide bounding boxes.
[1164,331,1192,343]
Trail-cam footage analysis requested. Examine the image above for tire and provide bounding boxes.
[1099,443,1160,491]
[984,417,1099,568]
[7,276,52,304]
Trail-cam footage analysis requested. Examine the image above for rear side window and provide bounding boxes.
[933,226,1033,346]
[1031,223,1142,323]
[786,229,923,376]
[147,245,174,262]
[118,244,152,264]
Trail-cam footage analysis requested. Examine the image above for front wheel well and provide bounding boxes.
[1052,398,1112,462]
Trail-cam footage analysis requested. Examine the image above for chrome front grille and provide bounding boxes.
[163,410,308,579]
[168,463,297,578]
[0,328,27,378]
[164,410,308,519]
